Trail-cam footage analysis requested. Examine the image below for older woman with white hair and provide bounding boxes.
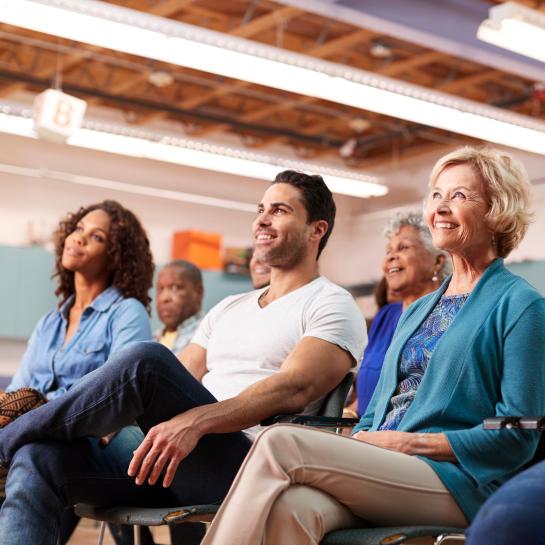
[198,146,545,545]
[351,211,449,417]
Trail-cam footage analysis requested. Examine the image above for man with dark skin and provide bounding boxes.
[113,260,205,545]
[155,260,204,356]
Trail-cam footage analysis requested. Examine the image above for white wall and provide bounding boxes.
[0,131,364,264]
[0,133,268,264]
[2,132,544,287]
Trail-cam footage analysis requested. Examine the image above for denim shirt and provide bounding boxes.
[7,286,152,399]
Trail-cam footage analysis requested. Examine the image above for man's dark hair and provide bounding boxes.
[166,259,203,287]
[272,170,336,259]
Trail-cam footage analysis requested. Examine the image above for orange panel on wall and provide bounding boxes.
[172,230,223,270]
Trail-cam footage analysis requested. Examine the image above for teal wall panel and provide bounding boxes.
[16,247,59,335]
[506,260,545,296]
[0,247,21,336]
[0,245,253,339]
[0,246,57,339]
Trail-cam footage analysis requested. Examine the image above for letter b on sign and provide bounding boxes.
[53,99,74,128]
[33,89,87,143]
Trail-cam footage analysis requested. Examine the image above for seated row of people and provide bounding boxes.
[0,146,542,545]
[197,145,545,544]
[0,169,365,545]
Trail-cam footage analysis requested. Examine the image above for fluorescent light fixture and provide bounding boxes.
[478,2,545,64]
[1,1,545,156]
[0,104,386,199]
[0,161,257,212]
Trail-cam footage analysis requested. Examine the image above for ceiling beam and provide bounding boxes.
[0,0,195,99]
[192,46,446,138]
[306,29,372,58]
[378,50,444,76]
[149,0,195,17]
[107,71,150,95]
[0,42,96,97]
[132,5,305,123]
[438,69,503,93]
[231,6,302,38]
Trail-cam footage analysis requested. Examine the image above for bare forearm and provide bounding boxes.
[353,430,457,462]
[177,343,207,382]
[183,375,313,437]
[131,338,353,488]
[409,433,456,461]
[181,358,206,382]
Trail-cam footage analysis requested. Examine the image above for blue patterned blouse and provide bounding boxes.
[379,293,469,431]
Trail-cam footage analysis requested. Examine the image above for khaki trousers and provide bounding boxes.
[201,424,467,545]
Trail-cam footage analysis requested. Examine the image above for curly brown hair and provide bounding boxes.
[54,200,154,313]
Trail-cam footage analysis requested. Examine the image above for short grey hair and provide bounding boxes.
[384,211,451,279]
[164,259,203,287]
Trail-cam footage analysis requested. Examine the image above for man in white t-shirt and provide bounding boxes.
[192,274,362,439]
[0,171,366,545]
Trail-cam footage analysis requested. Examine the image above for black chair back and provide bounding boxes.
[318,373,355,417]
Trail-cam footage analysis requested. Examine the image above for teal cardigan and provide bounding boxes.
[354,259,545,521]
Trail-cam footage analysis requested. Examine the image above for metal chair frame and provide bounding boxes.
[75,373,356,545]
[77,375,477,544]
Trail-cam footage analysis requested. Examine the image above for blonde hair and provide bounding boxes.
[429,146,533,258]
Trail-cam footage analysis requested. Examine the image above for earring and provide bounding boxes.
[432,271,439,282]
[491,234,496,246]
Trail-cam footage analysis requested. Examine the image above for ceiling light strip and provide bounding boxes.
[477,2,545,64]
[1,0,545,155]
[0,162,257,212]
[0,105,386,198]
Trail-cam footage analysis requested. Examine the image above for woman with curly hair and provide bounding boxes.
[0,200,154,541]
[2,200,153,406]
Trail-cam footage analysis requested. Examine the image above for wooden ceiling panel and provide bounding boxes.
[0,0,541,166]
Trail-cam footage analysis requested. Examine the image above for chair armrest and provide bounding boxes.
[261,414,359,427]
[483,416,545,430]
[483,416,521,429]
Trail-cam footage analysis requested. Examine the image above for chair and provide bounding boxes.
[483,415,545,467]
[344,415,545,545]
[75,372,356,545]
[264,414,467,544]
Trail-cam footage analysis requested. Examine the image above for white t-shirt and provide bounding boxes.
[191,276,366,438]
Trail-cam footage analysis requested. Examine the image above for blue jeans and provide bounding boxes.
[0,342,252,545]
[466,459,545,545]
[105,428,206,545]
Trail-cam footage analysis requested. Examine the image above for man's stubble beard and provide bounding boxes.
[255,233,307,270]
